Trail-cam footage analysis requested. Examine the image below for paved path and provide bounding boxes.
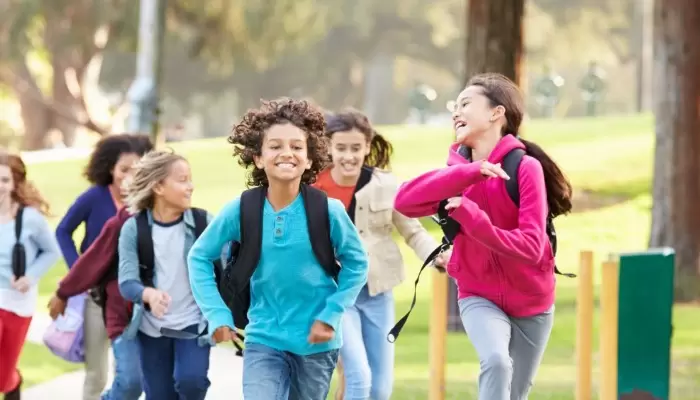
[23,314,243,400]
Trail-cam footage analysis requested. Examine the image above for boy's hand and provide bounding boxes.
[212,326,235,344]
[307,320,335,344]
[142,287,171,318]
[47,295,67,320]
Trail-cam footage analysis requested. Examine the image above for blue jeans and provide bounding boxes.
[242,343,338,400]
[136,330,211,400]
[340,285,395,400]
[101,335,142,400]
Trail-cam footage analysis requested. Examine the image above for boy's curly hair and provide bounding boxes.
[228,98,328,187]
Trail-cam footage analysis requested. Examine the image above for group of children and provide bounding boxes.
[0,73,572,400]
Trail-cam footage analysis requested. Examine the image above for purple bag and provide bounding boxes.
[43,293,87,363]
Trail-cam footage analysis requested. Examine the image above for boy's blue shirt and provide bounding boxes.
[187,192,369,355]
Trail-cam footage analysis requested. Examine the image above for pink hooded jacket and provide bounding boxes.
[394,135,555,317]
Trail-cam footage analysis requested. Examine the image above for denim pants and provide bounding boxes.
[339,285,394,400]
[459,296,554,400]
[242,343,338,400]
[137,330,211,400]
[101,335,142,400]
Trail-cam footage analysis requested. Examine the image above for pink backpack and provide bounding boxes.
[43,293,86,363]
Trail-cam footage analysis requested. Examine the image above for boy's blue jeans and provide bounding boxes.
[136,330,211,400]
[242,342,338,400]
[100,335,142,400]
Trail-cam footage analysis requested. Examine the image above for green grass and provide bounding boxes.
[21,112,700,398]
[18,342,83,387]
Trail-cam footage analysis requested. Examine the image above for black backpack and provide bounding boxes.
[387,146,574,342]
[12,207,26,278]
[134,207,248,353]
[135,207,222,289]
[218,184,340,332]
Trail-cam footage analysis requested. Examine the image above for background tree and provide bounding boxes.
[463,0,525,85]
[648,0,700,301]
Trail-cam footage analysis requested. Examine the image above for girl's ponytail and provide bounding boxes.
[520,138,572,217]
[366,131,393,170]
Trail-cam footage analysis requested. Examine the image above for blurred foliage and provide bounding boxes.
[0,0,639,148]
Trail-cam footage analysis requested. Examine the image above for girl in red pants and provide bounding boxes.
[0,152,60,399]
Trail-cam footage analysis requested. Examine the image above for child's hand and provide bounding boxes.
[444,197,462,210]
[11,276,31,293]
[480,161,510,180]
[142,287,171,318]
[47,295,67,320]
[212,326,236,344]
[434,249,452,268]
[307,320,335,344]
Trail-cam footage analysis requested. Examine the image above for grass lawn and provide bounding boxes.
[17,343,83,388]
[21,112,700,398]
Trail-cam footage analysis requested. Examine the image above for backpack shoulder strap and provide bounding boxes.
[231,187,265,282]
[135,211,156,287]
[502,148,526,207]
[190,207,209,238]
[347,166,374,222]
[301,184,339,280]
[14,206,24,241]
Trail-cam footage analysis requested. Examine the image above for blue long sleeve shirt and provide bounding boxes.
[0,207,61,316]
[187,193,369,356]
[55,185,117,268]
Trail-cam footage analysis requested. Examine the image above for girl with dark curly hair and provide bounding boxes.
[187,98,369,400]
[0,152,60,400]
[314,109,444,400]
[54,133,153,400]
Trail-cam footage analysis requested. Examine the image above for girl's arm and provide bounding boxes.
[449,158,549,264]
[394,162,485,218]
[57,214,123,300]
[55,189,95,268]
[392,211,440,263]
[26,210,61,284]
[117,217,146,304]
[316,199,369,332]
[187,199,241,335]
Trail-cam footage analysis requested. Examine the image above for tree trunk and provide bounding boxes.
[8,62,54,150]
[464,0,525,86]
[51,60,81,146]
[649,0,700,301]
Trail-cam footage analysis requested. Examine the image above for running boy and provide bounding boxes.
[187,98,369,400]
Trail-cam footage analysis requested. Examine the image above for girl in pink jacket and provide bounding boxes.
[394,73,572,400]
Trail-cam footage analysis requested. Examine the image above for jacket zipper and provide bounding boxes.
[477,184,506,309]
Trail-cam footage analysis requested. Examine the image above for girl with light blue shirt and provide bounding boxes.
[117,150,212,400]
[187,98,369,400]
[0,153,60,399]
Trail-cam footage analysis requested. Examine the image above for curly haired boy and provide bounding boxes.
[187,98,369,399]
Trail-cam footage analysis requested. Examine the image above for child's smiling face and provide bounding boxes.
[255,123,312,184]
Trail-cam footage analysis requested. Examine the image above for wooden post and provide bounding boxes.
[600,258,619,400]
[575,250,594,400]
[429,269,448,400]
